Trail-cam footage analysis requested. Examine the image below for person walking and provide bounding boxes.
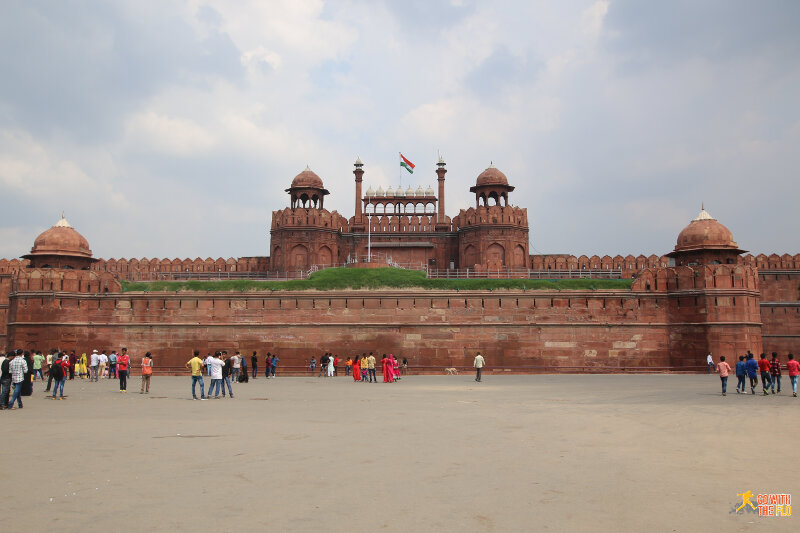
[98,350,107,379]
[735,355,746,394]
[78,352,88,379]
[381,354,392,383]
[0,352,11,410]
[345,357,352,377]
[50,354,68,400]
[185,350,207,400]
[33,351,45,381]
[745,353,759,394]
[207,352,224,398]
[473,352,486,382]
[786,354,799,397]
[716,356,731,396]
[240,351,248,382]
[220,353,234,398]
[7,351,28,409]
[265,353,272,379]
[117,348,130,393]
[21,351,34,397]
[706,353,714,374]
[393,355,400,382]
[327,354,335,378]
[89,350,99,382]
[319,353,328,377]
[757,353,772,395]
[231,352,241,383]
[44,350,54,392]
[251,351,258,379]
[108,351,117,379]
[68,350,77,380]
[270,354,279,378]
[140,352,153,394]
[367,352,376,383]
[361,354,368,382]
[352,355,361,382]
[769,352,781,394]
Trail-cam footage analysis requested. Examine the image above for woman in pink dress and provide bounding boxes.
[392,355,401,381]
[382,354,392,383]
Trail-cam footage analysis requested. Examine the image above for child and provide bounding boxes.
[786,354,799,397]
[735,355,746,394]
[769,352,781,394]
[716,356,731,396]
[745,354,759,394]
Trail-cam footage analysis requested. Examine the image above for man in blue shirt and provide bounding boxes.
[744,353,759,395]
[735,355,747,394]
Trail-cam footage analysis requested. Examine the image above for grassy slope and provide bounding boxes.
[121,267,633,292]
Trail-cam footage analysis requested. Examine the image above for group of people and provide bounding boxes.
[309,353,410,382]
[0,347,155,408]
[183,351,280,400]
[714,351,799,396]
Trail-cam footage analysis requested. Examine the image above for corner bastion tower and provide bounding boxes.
[269,159,530,271]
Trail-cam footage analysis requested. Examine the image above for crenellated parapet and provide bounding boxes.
[14,268,121,293]
[742,253,800,270]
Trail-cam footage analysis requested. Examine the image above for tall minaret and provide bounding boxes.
[436,155,447,224]
[354,157,364,223]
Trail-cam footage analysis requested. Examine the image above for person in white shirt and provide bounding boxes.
[90,350,100,381]
[473,352,486,382]
[706,353,714,374]
[206,352,225,398]
[231,352,241,382]
[98,351,108,379]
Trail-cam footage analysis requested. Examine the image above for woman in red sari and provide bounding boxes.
[382,354,392,383]
[352,355,361,381]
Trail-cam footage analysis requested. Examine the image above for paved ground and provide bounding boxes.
[4,373,798,532]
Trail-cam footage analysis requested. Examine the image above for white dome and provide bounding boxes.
[405,185,414,196]
[376,186,385,196]
[415,186,424,197]
[365,186,374,197]
[395,186,405,197]
[386,186,394,196]
[425,186,434,196]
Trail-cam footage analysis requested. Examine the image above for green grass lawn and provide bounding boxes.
[121,267,633,292]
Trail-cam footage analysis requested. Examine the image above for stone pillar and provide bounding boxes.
[354,158,364,222]
[436,157,446,223]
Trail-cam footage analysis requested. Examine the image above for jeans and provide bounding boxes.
[771,375,781,392]
[52,378,66,398]
[109,363,116,378]
[761,372,771,391]
[0,379,11,408]
[90,366,98,381]
[119,370,127,391]
[191,375,205,398]
[208,378,221,397]
[720,376,728,393]
[707,362,714,374]
[736,375,746,391]
[221,376,233,397]
[251,365,257,378]
[790,375,798,394]
[475,368,483,382]
[34,369,44,380]
[8,382,23,407]
[232,369,239,382]
[345,366,351,376]
[368,369,376,382]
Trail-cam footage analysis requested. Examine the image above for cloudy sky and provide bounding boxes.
[1,0,798,261]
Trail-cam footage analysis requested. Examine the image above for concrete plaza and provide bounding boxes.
[5,373,798,532]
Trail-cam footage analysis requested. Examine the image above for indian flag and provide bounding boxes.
[400,153,415,174]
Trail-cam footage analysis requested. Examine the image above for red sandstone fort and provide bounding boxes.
[0,160,797,372]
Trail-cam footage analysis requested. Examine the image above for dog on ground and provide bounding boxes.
[445,367,459,375]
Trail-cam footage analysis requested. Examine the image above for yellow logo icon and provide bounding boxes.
[736,491,757,513]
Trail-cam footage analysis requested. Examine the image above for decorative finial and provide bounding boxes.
[61,211,65,219]
[354,156,363,167]
[305,164,311,171]
[701,201,704,211]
